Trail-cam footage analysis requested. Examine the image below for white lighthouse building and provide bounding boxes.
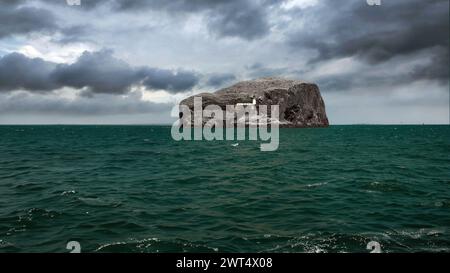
[236,97,257,107]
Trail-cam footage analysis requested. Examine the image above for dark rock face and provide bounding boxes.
[180,77,329,128]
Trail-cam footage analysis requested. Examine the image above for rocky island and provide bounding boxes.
[180,77,329,128]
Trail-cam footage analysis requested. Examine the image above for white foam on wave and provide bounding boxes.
[96,237,161,252]
[61,190,76,196]
[303,182,328,188]
[95,241,128,252]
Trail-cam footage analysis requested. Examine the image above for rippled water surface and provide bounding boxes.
[0,125,449,253]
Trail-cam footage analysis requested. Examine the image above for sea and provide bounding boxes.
[0,125,449,253]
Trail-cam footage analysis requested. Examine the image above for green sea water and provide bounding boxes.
[0,125,449,253]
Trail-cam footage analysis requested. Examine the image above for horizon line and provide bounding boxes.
[0,123,449,126]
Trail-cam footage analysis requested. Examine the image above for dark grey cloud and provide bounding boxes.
[44,0,272,40]
[141,68,199,93]
[113,0,272,40]
[52,50,141,94]
[98,0,269,40]
[409,46,449,83]
[3,0,272,41]
[309,47,450,93]
[111,0,227,11]
[0,1,92,43]
[0,0,270,41]
[288,0,449,83]
[0,50,201,94]
[0,5,58,38]
[0,53,58,91]
[205,1,269,40]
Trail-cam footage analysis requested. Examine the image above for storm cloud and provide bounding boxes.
[52,50,142,94]
[0,50,201,94]
[288,0,449,82]
[33,0,272,40]
[0,5,58,39]
[0,52,58,91]
[141,68,200,93]
[112,0,271,40]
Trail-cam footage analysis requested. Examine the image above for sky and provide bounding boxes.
[0,0,448,124]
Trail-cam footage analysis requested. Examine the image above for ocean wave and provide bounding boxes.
[95,237,219,253]
[77,197,122,208]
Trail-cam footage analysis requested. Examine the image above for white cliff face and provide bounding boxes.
[180,77,329,128]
